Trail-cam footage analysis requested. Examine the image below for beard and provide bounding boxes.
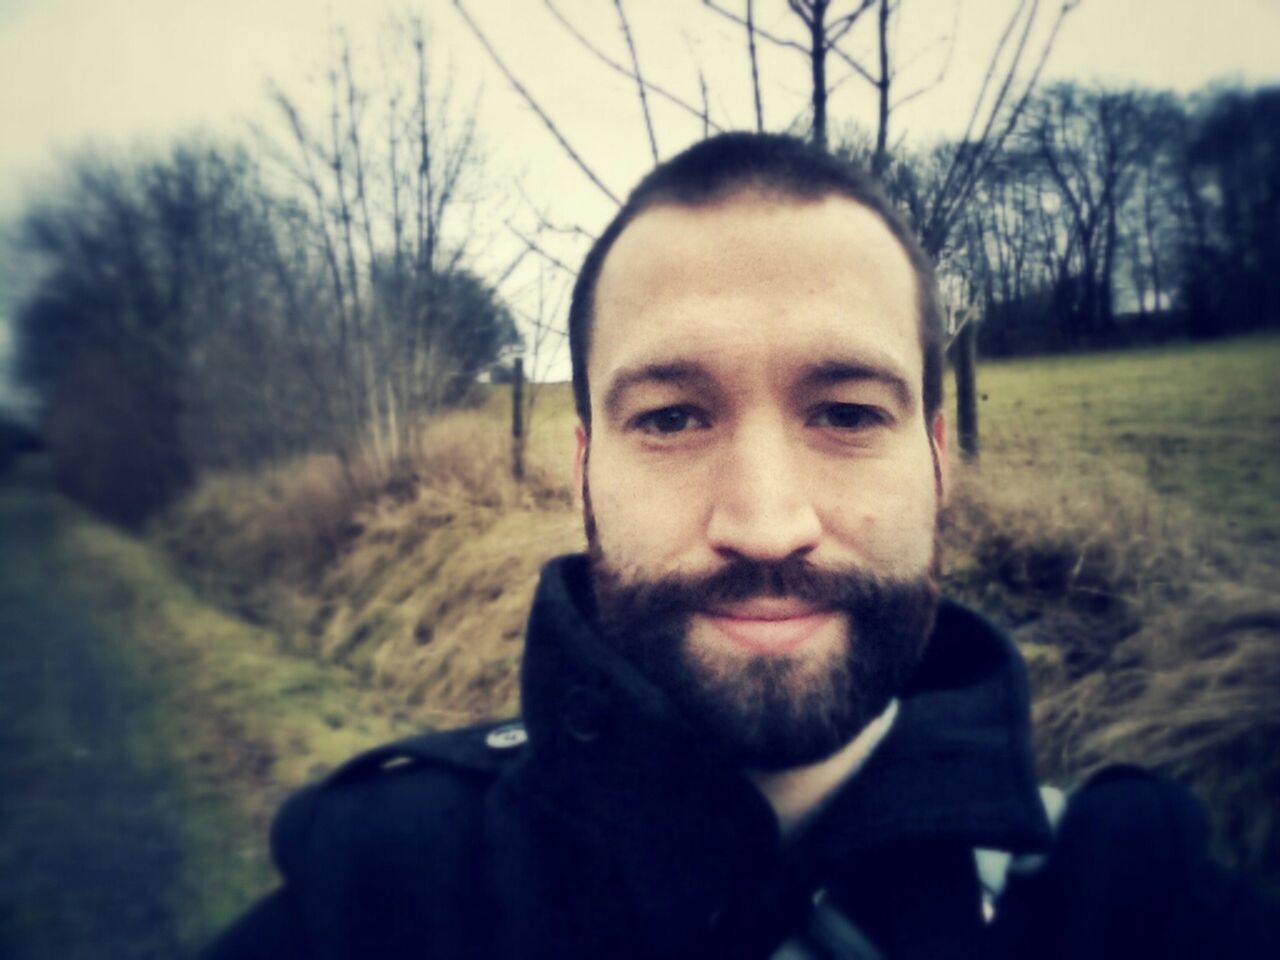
[584,488,941,772]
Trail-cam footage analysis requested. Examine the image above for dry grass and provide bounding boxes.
[161,403,581,724]
[940,374,1280,886]
[159,454,362,601]
[407,407,572,510]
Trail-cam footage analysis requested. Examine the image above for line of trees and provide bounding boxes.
[12,2,1279,521]
[15,22,517,524]
[948,83,1280,356]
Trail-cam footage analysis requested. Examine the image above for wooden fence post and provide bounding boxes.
[511,357,525,482]
[954,318,980,462]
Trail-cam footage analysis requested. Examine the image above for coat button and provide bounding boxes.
[485,722,528,750]
[563,687,605,743]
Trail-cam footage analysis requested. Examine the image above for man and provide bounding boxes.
[207,134,1274,959]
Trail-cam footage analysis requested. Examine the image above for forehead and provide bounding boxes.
[591,191,922,401]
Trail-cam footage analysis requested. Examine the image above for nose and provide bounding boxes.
[705,419,822,562]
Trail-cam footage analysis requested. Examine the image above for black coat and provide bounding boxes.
[205,555,1277,959]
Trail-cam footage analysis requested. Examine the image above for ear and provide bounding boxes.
[929,411,950,505]
[572,421,589,509]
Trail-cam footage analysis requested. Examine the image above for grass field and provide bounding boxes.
[976,335,1280,551]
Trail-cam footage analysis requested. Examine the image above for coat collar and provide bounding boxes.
[798,598,1053,862]
[517,553,1051,858]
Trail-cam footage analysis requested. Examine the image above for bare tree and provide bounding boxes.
[16,144,331,520]
[704,0,877,151]
[267,18,514,479]
[911,2,1080,258]
[1020,83,1147,343]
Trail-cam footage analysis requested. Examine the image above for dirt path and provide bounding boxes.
[0,457,423,956]
[0,459,188,958]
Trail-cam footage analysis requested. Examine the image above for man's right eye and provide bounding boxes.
[631,405,708,435]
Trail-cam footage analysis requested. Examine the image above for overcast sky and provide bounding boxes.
[1,0,1278,401]
[3,1,1278,219]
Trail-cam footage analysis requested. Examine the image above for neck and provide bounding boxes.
[747,700,899,838]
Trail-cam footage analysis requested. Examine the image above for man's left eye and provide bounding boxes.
[808,403,887,430]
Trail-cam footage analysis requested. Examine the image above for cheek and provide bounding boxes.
[818,450,939,573]
[587,448,710,568]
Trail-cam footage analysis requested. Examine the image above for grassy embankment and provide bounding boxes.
[159,334,1280,894]
[944,337,1280,887]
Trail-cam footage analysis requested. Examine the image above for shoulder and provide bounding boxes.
[1008,765,1215,896]
[993,766,1280,957]
[270,719,530,880]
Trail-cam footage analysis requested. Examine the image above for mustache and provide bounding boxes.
[592,554,918,621]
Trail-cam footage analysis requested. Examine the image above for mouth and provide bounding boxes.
[698,600,838,656]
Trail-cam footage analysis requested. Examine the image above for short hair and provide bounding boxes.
[568,132,944,430]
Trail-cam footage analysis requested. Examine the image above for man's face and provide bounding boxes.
[576,189,948,770]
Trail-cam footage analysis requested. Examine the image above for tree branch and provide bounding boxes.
[825,40,877,86]
[696,60,712,137]
[957,0,1031,151]
[512,306,570,341]
[543,1,722,133]
[493,246,532,292]
[514,179,597,242]
[746,0,765,131]
[923,0,1079,254]
[506,223,579,277]
[888,0,960,109]
[825,0,877,47]
[613,0,659,163]
[703,0,811,55]
[891,6,956,77]
[453,1,620,206]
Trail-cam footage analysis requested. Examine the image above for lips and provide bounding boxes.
[700,600,838,655]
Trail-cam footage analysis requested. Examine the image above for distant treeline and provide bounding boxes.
[10,35,1278,523]
[933,83,1280,357]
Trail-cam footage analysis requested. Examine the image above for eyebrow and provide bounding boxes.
[800,359,914,410]
[602,361,712,422]
[602,357,916,420]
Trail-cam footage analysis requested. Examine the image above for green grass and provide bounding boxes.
[939,336,1280,888]
[973,334,1280,549]
[70,520,420,942]
[1,461,416,949]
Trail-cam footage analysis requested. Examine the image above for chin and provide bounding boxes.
[585,530,940,771]
[677,617,876,770]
